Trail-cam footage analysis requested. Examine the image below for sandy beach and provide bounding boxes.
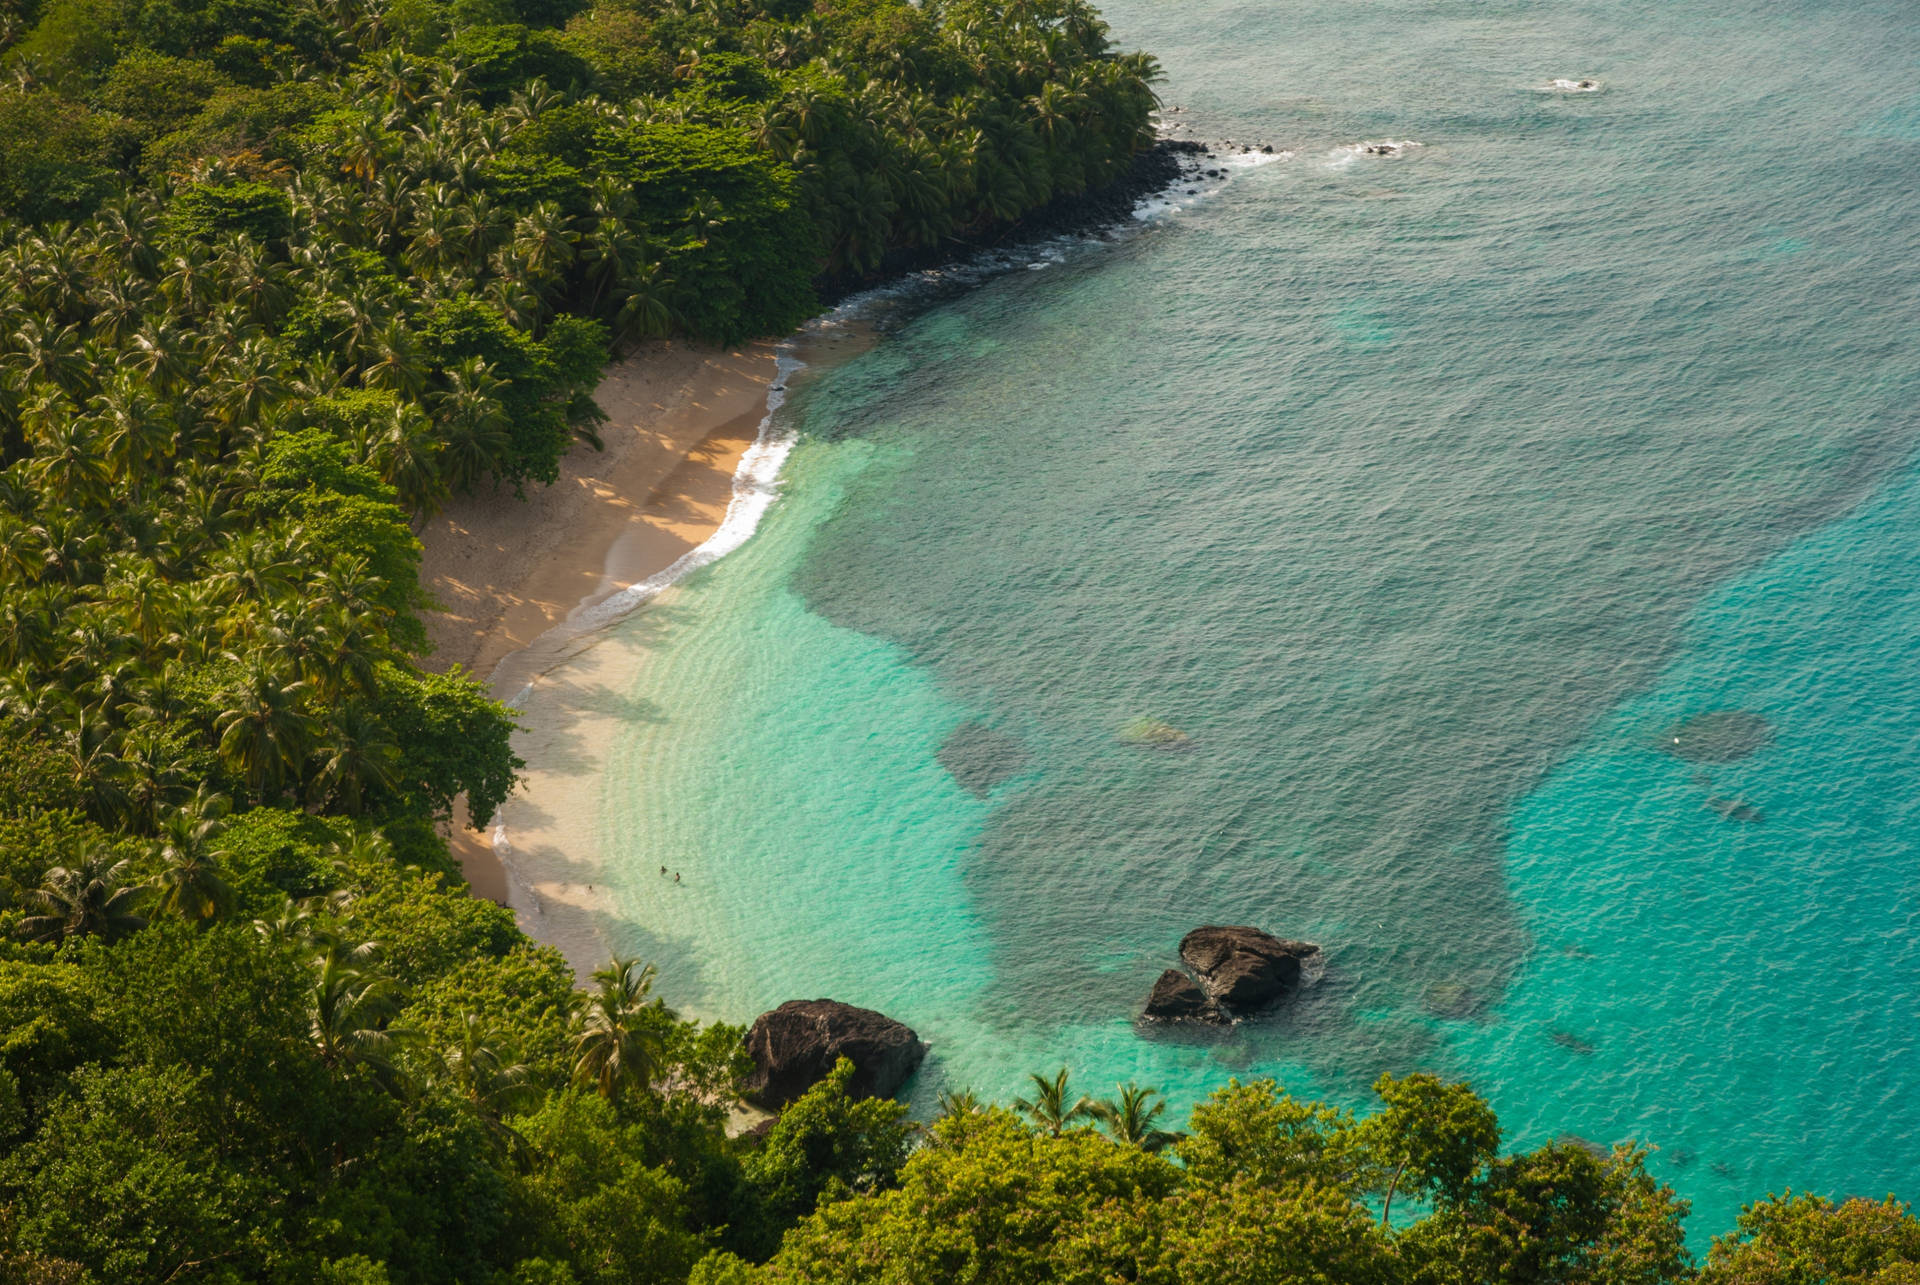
[417,340,780,905]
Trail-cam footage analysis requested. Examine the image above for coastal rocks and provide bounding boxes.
[1144,969,1224,1022]
[937,721,1030,798]
[1181,925,1322,1009]
[1142,925,1322,1023]
[1660,710,1773,763]
[742,999,927,1110]
[816,139,1207,306]
[1119,717,1192,750]
[1349,140,1421,158]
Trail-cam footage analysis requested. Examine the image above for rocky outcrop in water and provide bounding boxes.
[1143,968,1225,1022]
[1181,925,1322,1010]
[1142,925,1322,1022]
[742,999,927,1110]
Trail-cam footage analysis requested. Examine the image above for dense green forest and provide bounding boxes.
[0,0,1915,1276]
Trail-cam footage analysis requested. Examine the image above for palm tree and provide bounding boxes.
[1013,1067,1093,1136]
[308,700,399,815]
[432,358,511,491]
[937,1087,983,1119]
[570,955,669,1100]
[150,789,235,923]
[18,846,149,943]
[1090,1082,1180,1152]
[309,947,412,1088]
[212,652,313,799]
[433,1014,536,1159]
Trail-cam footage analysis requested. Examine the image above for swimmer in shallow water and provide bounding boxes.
[674,872,681,883]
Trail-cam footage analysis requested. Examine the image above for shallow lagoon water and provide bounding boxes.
[571,0,1920,1234]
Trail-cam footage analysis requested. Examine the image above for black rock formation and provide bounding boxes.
[742,999,927,1110]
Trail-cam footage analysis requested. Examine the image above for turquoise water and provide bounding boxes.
[579,0,1920,1235]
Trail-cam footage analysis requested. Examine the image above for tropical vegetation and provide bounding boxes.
[0,0,1913,1277]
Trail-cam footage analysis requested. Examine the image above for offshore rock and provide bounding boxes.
[1179,925,1322,1011]
[1143,968,1225,1022]
[742,999,927,1110]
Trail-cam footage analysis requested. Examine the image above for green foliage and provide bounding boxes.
[1399,1141,1693,1285]
[0,1064,261,1280]
[1701,1192,1920,1284]
[0,728,85,816]
[370,662,522,827]
[1179,1076,1357,1191]
[0,812,109,903]
[0,92,124,221]
[517,1092,705,1285]
[164,178,292,244]
[99,51,231,139]
[334,854,520,987]
[400,942,576,1087]
[141,79,336,173]
[441,23,590,101]
[743,1057,912,1236]
[760,1108,1182,1282]
[0,959,110,1109]
[592,121,816,342]
[215,806,345,911]
[1353,1070,1503,1221]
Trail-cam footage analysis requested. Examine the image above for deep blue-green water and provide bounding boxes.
[561,0,1920,1236]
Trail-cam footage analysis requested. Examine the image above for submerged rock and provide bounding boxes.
[742,999,927,1110]
[1143,968,1226,1022]
[1661,710,1774,763]
[1423,981,1480,1020]
[937,721,1031,798]
[1556,1133,1610,1159]
[1119,717,1193,750]
[1548,1028,1597,1057]
[1179,925,1322,1012]
[1705,795,1765,824]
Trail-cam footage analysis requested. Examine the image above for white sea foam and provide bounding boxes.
[484,341,807,702]
[1133,147,1288,221]
[1326,139,1423,168]
[1543,77,1602,92]
[559,349,805,639]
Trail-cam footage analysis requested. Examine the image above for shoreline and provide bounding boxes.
[417,140,1210,952]
[417,327,872,934]
[418,340,781,904]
